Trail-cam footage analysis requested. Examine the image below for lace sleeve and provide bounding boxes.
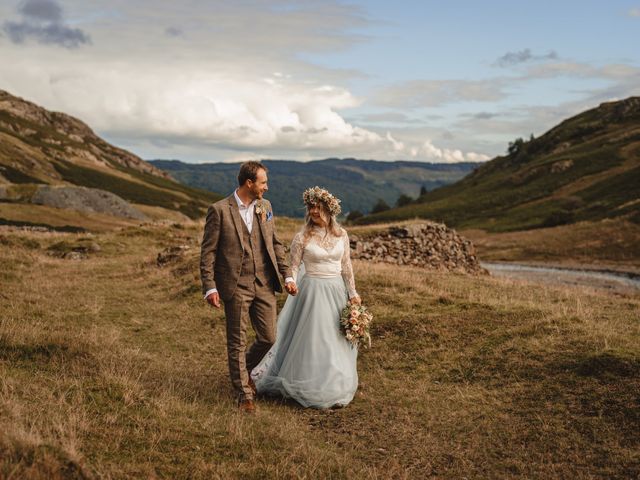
[289,232,304,282]
[340,230,358,298]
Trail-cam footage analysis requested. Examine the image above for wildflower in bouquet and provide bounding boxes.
[339,302,373,348]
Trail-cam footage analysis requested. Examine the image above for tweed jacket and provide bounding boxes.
[200,194,291,300]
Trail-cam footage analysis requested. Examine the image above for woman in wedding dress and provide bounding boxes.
[251,187,361,409]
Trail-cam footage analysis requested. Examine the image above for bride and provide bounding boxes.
[251,186,361,409]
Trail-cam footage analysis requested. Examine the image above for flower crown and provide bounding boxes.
[302,186,342,217]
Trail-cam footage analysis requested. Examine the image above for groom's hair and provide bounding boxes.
[238,161,267,186]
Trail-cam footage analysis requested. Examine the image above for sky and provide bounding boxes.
[1,0,639,163]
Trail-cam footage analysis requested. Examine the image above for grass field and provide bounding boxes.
[1,220,639,479]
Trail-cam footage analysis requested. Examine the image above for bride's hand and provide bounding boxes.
[350,295,362,305]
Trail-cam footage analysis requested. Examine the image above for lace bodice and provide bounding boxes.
[290,226,358,298]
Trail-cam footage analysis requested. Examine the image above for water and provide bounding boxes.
[481,262,640,291]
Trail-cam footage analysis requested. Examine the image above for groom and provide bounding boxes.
[200,161,297,413]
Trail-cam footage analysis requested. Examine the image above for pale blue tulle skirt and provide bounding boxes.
[251,268,358,409]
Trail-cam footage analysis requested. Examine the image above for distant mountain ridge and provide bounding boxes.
[0,89,221,225]
[150,158,478,218]
[360,97,640,231]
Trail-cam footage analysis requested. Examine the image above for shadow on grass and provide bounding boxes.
[255,392,307,411]
[0,341,94,365]
[0,440,90,480]
[557,352,640,379]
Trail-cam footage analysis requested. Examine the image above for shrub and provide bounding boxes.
[395,194,413,208]
[370,199,390,214]
[346,210,364,222]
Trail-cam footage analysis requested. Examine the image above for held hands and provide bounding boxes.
[206,291,221,308]
[285,281,298,296]
[349,295,362,305]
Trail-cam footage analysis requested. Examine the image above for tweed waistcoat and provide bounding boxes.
[239,213,270,285]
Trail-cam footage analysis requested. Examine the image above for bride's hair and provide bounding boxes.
[301,202,343,245]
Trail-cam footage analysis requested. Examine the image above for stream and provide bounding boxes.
[481,262,640,293]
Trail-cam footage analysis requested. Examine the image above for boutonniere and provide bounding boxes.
[255,200,270,222]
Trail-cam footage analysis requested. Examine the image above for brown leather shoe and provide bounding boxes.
[248,376,257,396]
[238,398,256,414]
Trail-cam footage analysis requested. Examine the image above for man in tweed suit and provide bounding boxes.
[200,161,297,413]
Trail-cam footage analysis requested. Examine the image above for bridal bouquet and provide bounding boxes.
[339,302,373,348]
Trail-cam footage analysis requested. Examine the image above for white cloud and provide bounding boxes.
[524,61,640,82]
[416,140,484,163]
[374,79,509,109]
[598,63,640,78]
[0,1,494,163]
[0,51,492,163]
[385,132,404,152]
[375,60,640,114]
[354,112,423,124]
[465,152,491,162]
[525,61,601,79]
[216,151,267,164]
[1,0,639,167]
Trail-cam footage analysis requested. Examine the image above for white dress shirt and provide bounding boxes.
[234,189,256,233]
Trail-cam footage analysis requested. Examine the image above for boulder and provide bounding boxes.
[31,185,147,220]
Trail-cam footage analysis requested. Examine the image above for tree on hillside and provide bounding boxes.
[395,193,413,207]
[507,137,525,155]
[508,134,536,156]
[371,198,390,214]
[419,185,428,196]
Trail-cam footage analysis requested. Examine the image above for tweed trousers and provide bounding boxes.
[223,275,277,400]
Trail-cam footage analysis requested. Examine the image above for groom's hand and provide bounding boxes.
[206,292,221,308]
[285,281,297,296]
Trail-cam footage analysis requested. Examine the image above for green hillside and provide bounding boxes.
[0,90,222,225]
[150,158,477,217]
[359,97,640,232]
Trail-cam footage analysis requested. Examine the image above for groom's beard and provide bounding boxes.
[250,188,266,200]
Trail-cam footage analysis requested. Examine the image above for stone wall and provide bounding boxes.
[350,222,487,275]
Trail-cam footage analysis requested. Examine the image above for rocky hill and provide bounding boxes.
[359,97,640,232]
[0,89,221,228]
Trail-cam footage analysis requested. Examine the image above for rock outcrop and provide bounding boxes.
[31,185,147,220]
[350,222,487,275]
